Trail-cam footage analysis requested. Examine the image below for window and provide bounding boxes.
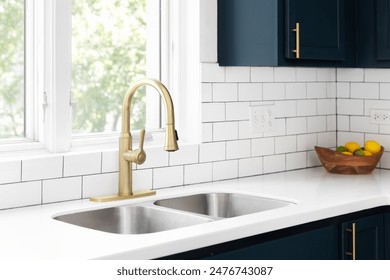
[71,0,161,135]
[0,0,25,139]
[0,0,200,153]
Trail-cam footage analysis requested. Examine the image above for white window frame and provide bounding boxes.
[0,0,201,155]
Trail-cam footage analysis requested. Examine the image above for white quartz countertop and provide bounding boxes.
[2,167,390,260]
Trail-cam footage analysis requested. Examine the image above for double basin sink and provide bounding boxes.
[53,192,295,235]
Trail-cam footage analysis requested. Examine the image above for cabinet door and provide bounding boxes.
[204,226,338,260]
[286,0,345,60]
[377,0,390,60]
[341,214,384,260]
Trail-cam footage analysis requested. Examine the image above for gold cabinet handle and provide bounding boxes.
[291,22,300,59]
[345,223,356,260]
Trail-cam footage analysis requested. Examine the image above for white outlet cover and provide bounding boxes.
[250,105,275,136]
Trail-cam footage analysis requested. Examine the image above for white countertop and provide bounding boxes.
[2,167,390,260]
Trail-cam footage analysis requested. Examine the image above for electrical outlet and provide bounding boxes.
[250,105,274,135]
[370,109,390,125]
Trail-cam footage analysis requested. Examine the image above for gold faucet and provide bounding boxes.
[90,78,179,202]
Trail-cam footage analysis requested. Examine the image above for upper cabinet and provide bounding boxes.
[356,0,390,67]
[285,0,345,61]
[218,0,390,68]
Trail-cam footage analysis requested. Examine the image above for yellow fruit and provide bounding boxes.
[342,151,353,156]
[364,140,381,155]
[344,142,360,153]
[363,150,373,156]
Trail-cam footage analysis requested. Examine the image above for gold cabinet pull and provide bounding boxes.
[345,223,356,260]
[291,22,300,59]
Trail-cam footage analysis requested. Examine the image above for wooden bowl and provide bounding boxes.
[314,146,384,175]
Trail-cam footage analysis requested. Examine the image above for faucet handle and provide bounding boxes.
[139,129,145,151]
[123,129,146,165]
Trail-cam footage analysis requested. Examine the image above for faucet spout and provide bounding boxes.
[90,78,179,202]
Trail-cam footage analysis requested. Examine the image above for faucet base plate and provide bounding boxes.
[89,190,156,202]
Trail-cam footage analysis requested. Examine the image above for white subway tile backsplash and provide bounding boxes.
[138,147,169,169]
[351,83,379,99]
[238,157,263,177]
[238,83,263,101]
[82,173,118,198]
[213,160,238,181]
[307,150,321,167]
[226,102,250,121]
[297,133,317,151]
[213,122,239,141]
[308,116,327,133]
[365,69,390,82]
[64,152,101,177]
[274,100,297,118]
[337,68,364,82]
[239,121,251,139]
[263,83,285,100]
[286,117,307,135]
[202,83,213,102]
[275,135,296,154]
[297,100,317,116]
[337,132,364,146]
[350,116,379,133]
[286,83,306,100]
[153,166,184,189]
[274,67,296,82]
[22,156,63,181]
[327,115,337,131]
[326,82,337,98]
[202,123,213,142]
[43,177,82,203]
[213,83,238,102]
[0,160,21,184]
[296,67,316,82]
[336,82,350,98]
[200,142,226,162]
[226,139,251,159]
[202,103,225,122]
[226,67,250,82]
[252,137,274,156]
[102,150,118,173]
[250,67,274,82]
[317,132,336,147]
[317,68,336,82]
[307,83,327,99]
[184,163,212,185]
[364,100,390,115]
[263,154,285,174]
[286,152,306,170]
[132,169,153,193]
[0,181,41,210]
[201,63,225,82]
[337,99,364,116]
[169,145,199,166]
[380,83,390,99]
[317,99,336,115]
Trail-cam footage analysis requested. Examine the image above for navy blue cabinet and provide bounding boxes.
[356,0,390,67]
[218,0,355,67]
[203,226,338,260]
[285,0,345,61]
[340,213,385,260]
[377,0,390,61]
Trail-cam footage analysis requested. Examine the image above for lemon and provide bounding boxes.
[342,151,353,156]
[344,142,360,153]
[363,150,373,156]
[364,140,381,155]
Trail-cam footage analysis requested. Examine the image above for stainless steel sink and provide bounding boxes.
[154,192,294,218]
[53,192,295,234]
[53,205,213,234]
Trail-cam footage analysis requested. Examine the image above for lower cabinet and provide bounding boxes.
[159,207,390,260]
[204,226,338,260]
[340,213,385,260]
